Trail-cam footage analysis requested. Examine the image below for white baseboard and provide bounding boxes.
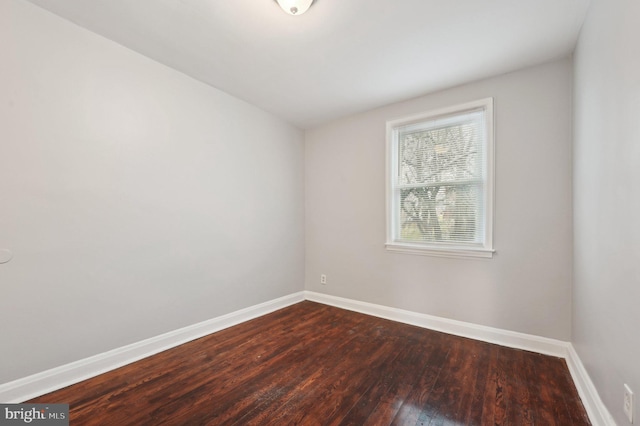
[0,289,613,426]
[0,292,305,403]
[565,344,616,426]
[304,291,569,357]
[305,291,615,426]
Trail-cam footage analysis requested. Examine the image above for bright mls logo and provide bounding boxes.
[0,404,68,425]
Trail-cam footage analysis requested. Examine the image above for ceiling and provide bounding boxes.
[25,0,590,129]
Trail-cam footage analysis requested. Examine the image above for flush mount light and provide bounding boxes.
[276,0,314,15]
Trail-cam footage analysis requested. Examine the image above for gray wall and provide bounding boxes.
[573,0,640,423]
[305,58,573,341]
[0,0,305,384]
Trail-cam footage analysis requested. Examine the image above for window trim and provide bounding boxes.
[385,98,495,259]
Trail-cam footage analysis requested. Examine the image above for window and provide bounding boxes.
[386,98,494,258]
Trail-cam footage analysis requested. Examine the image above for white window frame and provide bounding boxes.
[385,98,495,259]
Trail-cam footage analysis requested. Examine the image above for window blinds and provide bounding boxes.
[393,109,487,246]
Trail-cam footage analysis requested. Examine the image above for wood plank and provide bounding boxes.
[389,336,452,425]
[344,333,439,426]
[506,349,535,425]
[29,301,591,425]
[227,310,376,425]
[461,340,492,424]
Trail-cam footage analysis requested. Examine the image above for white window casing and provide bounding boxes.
[385,98,495,259]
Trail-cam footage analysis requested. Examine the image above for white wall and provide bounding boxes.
[573,0,640,423]
[0,0,305,384]
[306,59,573,340]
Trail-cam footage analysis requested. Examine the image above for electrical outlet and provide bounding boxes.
[320,274,327,285]
[624,384,634,423]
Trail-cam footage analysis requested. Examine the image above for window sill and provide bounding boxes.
[385,242,495,259]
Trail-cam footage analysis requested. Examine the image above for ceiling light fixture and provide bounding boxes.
[276,0,314,16]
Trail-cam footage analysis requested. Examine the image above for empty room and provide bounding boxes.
[1,0,638,424]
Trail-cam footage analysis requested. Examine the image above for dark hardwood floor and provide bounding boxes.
[29,301,590,425]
